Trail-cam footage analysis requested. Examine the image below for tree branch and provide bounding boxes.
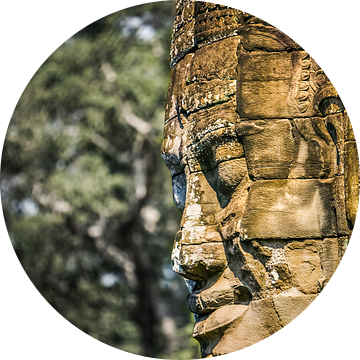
[100,59,152,135]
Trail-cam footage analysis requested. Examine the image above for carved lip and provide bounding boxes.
[193,304,248,338]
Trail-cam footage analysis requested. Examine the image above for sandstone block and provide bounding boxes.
[338,236,349,261]
[242,23,302,51]
[344,141,359,227]
[193,304,248,357]
[194,8,244,47]
[289,118,337,179]
[344,111,355,141]
[330,175,351,235]
[165,54,193,120]
[172,0,195,36]
[285,240,322,294]
[272,293,317,327]
[240,179,337,240]
[319,238,339,285]
[237,51,321,119]
[182,79,236,113]
[236,119,295,179]
[236,117,338,180]
[238,51,297,119]
[170,20,195,68]
[190,36,240,82]
[211,299,282,356]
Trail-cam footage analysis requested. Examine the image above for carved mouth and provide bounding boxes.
[186,278,252,316]
[193,304,249,339]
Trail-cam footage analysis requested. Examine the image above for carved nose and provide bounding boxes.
[171,230,227,281]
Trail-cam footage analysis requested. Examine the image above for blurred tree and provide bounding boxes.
[1,2,200,358]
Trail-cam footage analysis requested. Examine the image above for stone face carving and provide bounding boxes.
[162,1,359,357]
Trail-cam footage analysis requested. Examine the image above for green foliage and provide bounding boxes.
[1,2,200,359]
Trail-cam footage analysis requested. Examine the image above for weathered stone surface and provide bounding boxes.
[273,292,317,327]
[330,175,352,235]
[179,168,222,228]
[237,51,337,120]
[236,119,295,179]
[344,111,355,141]
[161,115,187,175]
[165,54,193,121]
[324,111,348,175]
[172,241,227,281]
[344,141,359,227]
[194,8,244,47]
[186,127,244,173]
[226,237,268,296]
[188,268,245,314]
[172,0,195,36]
[242,23,302,51]
[170,20,195,68]
[338,236,349,261]
[240,179,337,240]
[271,263,293,291]
[190,36,240,82]
[285,240,322,294]
[182,79,236,113]
[238,51,309,119]
[187,101,237,144]
[163,1,358,357]
[236,116,339,181]
[290,118,337,179]
[210,299,282,356]
[319,238,339,287]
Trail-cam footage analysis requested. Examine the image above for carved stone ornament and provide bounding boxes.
[162,1,359,357]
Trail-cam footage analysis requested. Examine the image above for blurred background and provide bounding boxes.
[1,1,200,358]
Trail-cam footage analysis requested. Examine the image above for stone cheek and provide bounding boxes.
[284,240,323,294]
[272,293,317,327]
[236,117,338,181]
[236,119,295,179]
[240,179,337,241]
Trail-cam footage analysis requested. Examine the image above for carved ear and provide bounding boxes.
[235,120,266,137]
[313,82,344,115]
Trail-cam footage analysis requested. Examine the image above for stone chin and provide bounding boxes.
[192,292,318,357]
